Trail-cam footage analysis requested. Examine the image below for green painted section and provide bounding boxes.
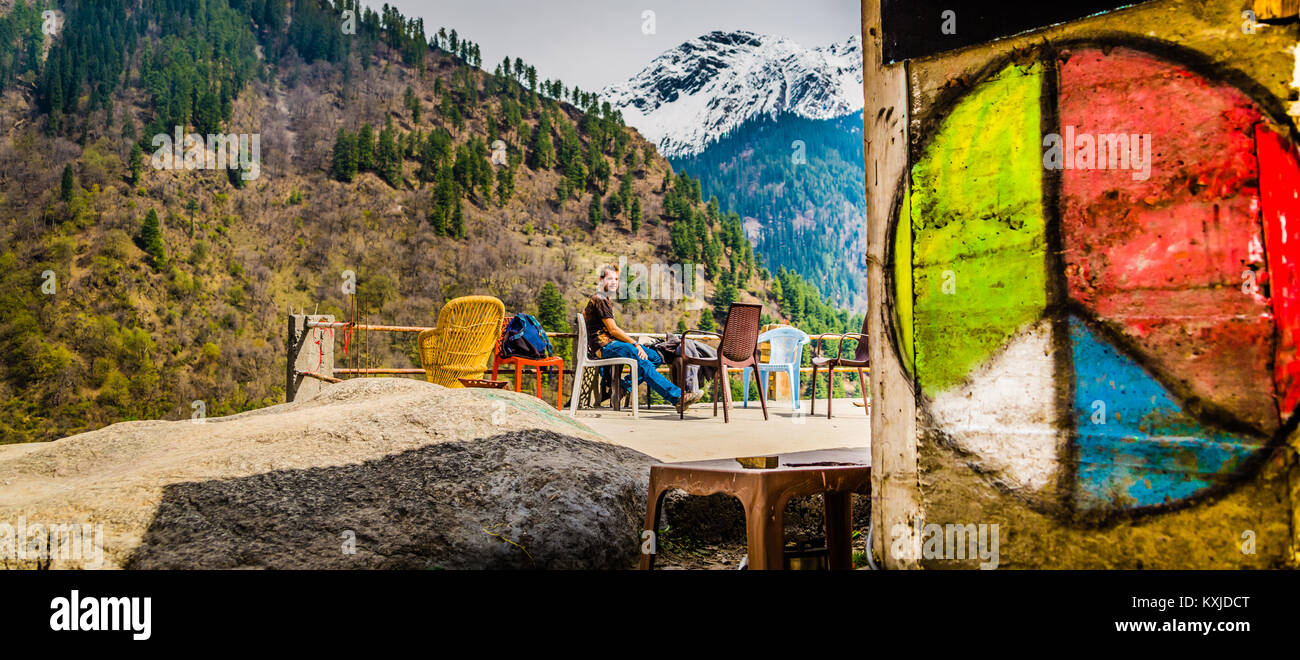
[905,61,1048,394]
[893,193,914,374]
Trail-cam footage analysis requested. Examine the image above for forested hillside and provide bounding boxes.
[669,111,867,311]
[0,0,861,443]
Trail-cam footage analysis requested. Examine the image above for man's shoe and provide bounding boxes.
[677,390,704,413]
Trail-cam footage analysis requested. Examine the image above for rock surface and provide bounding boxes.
[0,378,657,569]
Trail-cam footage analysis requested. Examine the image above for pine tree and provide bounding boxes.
[556,177,571,204]
[537,282,569,333]
[404,85,421,123]
[428,201,446,236]
[431,167,455,235]
[630,197,642,233]
[376,121,401,187]
[588,195,602,227]
[495,165,514,207]
[227,157,247,189]
[587,149,610,191]
[450,196,465,238]
[563,155,586,198]
[193,86,221,135]
[60,164,76,202]
[703,236,722,279]
[617,173,633,211]
[713,278,738,319]
[452,144,473,190]
[605,190,622,219]
[332,128,357,182]
[470,139,493,202]
[136,209,166,269]
[528,112,554,169]
[671,221,695,263]
[698,308,716,332]
[128,143,144,186]
[355,123,375,172]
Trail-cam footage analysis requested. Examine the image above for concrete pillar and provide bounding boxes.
[863,0,921,569]
[286,314,335,402]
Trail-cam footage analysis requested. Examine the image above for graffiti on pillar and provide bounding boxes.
[889,37,1300,519]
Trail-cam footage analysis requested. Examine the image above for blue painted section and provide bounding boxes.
[1069,317,1263,511]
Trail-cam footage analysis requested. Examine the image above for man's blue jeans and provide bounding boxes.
[599,341,682,404]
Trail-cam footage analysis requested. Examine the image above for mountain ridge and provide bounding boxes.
[600,30,863,158]
[602,28,867,310]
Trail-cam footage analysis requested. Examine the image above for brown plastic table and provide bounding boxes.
[639,448,871,570]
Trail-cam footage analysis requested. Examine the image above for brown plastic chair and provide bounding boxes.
[810,316,869,419]
[673,303,767,422]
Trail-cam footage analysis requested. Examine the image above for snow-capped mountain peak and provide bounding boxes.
[600,30,863,158]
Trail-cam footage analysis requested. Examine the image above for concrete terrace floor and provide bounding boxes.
[576,397,870,463]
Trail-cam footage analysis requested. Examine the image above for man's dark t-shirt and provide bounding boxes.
[583,292,615,357]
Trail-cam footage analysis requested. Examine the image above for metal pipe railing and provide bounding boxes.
[296,370,342,384]
[305,319,869,379]
[306,319,864,344]
[334,368,427,375]
[307,321,432,333]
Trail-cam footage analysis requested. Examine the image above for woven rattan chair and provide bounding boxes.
[673,303,767,422]
[417,295,506,387]
[810,316,869,419]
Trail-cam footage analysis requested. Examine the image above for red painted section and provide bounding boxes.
[1058,48,1278,433]
[1259,126,1300,422]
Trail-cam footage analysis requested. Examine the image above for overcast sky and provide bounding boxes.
[371,0,861,92]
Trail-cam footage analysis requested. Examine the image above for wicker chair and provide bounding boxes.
[417,295,506,387]
[673,303,767,422]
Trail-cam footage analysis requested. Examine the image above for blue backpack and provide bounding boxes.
[500,314,553,360]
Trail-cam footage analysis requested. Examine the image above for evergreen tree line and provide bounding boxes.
[770,266,863,335]
[331,93,518,238]
[670,111,867,309]
[19,0,444,147]
[662,171,756,286]
[0,0,43,92]
[33,0,261,139]
[328,28,646,242]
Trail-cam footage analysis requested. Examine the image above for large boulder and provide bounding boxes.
[0,378,657,569]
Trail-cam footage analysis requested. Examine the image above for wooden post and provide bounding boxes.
[863,0,921,569]
[286,314,335,402]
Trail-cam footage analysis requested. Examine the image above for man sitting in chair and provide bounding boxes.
[584,264,704,412]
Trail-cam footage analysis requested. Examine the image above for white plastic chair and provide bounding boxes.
[568,312,640,418]
[742,326,810,411]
